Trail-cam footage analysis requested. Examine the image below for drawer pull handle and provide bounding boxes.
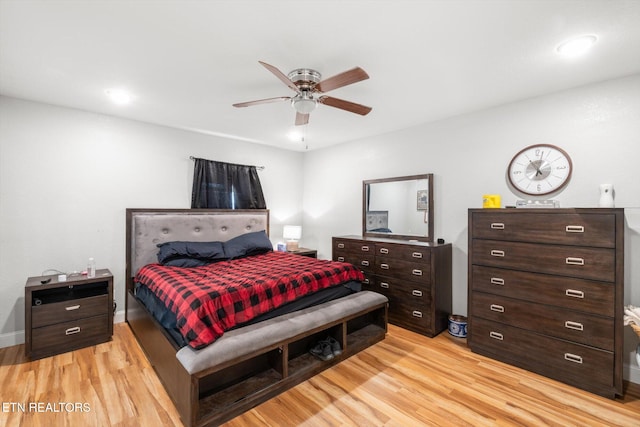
[566,225,585,233]
[489,331,504,341]
[65,326,81,335]
[337,243,345,249]
[362,278,370,285]
[490,223,505,230]
[65,304,80,311]
[412,290,423,297]
[564,353,583,364]
[412,311,423,318]
[412,252,423,259]
[380,282,390,289]
[380,263,389,270]
[361,245,370,252]
[566,257,585,266]
[491,250,505,257]
[379,248,389,254]
[565,289,585,299]
[565,321,584,331]
[490,277,505,285]
[337,256,345,262]
[361,260,370,267]
[490,304,505,313]
[412,269,423,276]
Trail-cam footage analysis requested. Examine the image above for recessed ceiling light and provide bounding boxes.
[556,35,598,57]
[105,88,132,105]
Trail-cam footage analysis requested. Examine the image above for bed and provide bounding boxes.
[125,209,388,426]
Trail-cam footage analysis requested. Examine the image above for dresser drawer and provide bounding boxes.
[333,239,375,255]
[471,292,614,350]
[333,252,374,278]
[470,212,616,248]
[470,266,614,316]
[470,318,614,392]
[471,239,615,282]
[32,294,109,328]
[375,243,431,263]
[31,314,110,356]
[375,258,431,283]
[388,300,432,333]
[374,276,431,306]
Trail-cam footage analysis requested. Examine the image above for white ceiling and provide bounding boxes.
[1,1,640,151]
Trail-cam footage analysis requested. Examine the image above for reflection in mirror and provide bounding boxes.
[363,174,433,242]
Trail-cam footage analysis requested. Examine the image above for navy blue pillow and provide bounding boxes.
[156,241,226,265]
[162,257,210,268]
[223,230,273,259]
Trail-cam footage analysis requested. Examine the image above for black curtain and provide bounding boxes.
[191,158,266,209]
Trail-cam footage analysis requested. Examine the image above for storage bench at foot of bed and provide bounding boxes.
[127,291,388,427]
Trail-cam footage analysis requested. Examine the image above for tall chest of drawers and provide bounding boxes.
[333,235,452,337]
[467,208,624,398]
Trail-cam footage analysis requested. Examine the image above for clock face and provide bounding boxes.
[507,144,572,196]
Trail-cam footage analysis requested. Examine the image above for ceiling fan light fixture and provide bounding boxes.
[292,92,317,114]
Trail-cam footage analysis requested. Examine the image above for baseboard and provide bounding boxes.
[114,309,125,324]
[0,330,24,349]
[625,361,640,385]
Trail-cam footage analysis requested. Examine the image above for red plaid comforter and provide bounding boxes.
[135,251,364,349]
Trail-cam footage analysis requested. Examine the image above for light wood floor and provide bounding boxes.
[1,323,639,426]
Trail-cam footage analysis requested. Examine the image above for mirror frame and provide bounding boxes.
[362,173,434,242]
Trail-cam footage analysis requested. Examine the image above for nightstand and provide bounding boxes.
[25,268,114,359]
[287,248,317,258]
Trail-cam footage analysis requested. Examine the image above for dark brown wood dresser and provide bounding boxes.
[332,235,452,337]
[467,208,624,398]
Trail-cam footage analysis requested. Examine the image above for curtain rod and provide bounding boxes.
[189,156,265,171]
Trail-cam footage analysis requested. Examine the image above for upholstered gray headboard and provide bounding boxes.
[125,209,269,288]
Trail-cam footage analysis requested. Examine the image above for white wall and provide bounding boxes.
[302,74,640,382]
[0,96,303,345]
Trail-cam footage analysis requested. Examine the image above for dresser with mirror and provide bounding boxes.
[333,174,452,337]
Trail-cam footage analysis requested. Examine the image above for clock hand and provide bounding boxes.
[529,160,543,176]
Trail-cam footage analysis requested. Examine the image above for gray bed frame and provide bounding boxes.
[125,209,388,426]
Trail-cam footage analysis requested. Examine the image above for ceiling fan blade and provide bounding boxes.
[318,96,372,116]
[315,67,369,93]
[233,96,291,108]
[259,61,300,93]
[295,112,309,126]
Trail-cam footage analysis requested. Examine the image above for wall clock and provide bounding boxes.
[507,144,572,196]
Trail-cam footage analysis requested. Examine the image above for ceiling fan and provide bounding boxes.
[233,61,372,126]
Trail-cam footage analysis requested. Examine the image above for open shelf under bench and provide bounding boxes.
[127,290,388,427]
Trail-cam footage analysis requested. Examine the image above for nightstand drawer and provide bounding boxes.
[32,294,109,328]
[31,314,110,356]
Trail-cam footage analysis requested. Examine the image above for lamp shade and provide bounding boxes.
[283,225,302,240]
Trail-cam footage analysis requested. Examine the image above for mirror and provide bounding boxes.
[363,174,433,242]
